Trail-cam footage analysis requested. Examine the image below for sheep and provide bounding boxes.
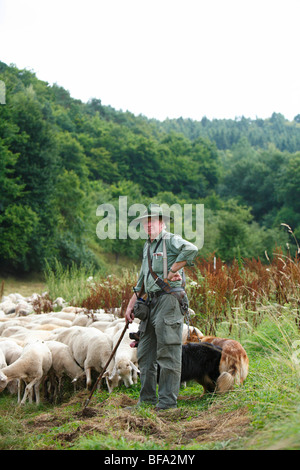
[103,322,126,339]
[49,311,77,322]
[4,328,53,346]
[0,339,23,364]
[45,340,85,401]
[32,317,72,328]
[61,306,85,314]
[1,325,29,337]
[93,312,115,322]
[90,320,113,332]
[181,324,203,344]
[53,297,66,308]
[0,339,23,394]
[30,323,60,331]
[0,349,6,368]
[53,326,118,392]
[48,325,82,345]
[72,312,116,327]
[72,314,91,327]
[109,323,140,388]
[14,302,33,317]
[0,299,16,315]
[0,320,28,335]
[0,340,52,405]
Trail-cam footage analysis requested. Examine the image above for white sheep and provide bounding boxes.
[103,322,125,339]
[181,324,203,343]
[1,325,29,337]
[0,299,16,315]
[90,320,117,332]
[49,311,77,322]
[71,312,116,327]
[72,314,91,327]
[45,340,85,401]
[109,323,140,387]
[0,320,28,335]
[32,317,72,328]
[53,326,118,392]
[0,339,23,364]
[48,325,82,345]
[0,349,6,368]
[3,328,53,346]
[0,339,23,394]
[0,340,52,405]
[61,306,85,314]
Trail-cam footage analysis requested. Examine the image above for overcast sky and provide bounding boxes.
[0,0,299,121]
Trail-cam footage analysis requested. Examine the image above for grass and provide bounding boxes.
[1,251,300,450]
[0,307,299,450]
[0,272,46,298]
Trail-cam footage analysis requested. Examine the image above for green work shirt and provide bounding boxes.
[134,229,198,294]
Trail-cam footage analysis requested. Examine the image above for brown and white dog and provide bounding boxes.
[184,329,249,393]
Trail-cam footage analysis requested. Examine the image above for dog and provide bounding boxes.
[184,330,249,392]
[130,328,249,394]
[181,342,223,395]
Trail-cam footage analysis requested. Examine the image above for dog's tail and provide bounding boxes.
[216,371,235,393]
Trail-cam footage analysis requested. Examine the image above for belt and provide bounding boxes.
[148,290,168,300]
[148,287,185,301]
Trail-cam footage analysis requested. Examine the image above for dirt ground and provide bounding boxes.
[27,392,250,449]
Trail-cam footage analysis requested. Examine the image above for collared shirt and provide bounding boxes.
[134,229,198,294]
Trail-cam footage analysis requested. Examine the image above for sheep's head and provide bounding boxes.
[0,371,8,392]
[104,370,120,393]
[114,358,140,387]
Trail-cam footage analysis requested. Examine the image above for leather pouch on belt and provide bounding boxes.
[133,299,150,321]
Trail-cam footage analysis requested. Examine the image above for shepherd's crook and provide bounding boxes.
[83,320,129,409]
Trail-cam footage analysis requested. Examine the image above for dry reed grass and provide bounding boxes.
[186,248,300,335]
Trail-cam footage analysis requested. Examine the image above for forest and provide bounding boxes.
[1,60,300,275]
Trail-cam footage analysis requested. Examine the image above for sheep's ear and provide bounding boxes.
[108,365,117,380]
[129,361,140,374]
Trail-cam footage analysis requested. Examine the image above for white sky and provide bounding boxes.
[0,0,299,121]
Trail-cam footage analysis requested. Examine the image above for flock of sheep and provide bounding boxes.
[0,292,201,405]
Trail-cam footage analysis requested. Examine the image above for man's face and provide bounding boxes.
[143,217,164,240]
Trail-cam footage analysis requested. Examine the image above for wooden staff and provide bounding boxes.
[83,320,129,410]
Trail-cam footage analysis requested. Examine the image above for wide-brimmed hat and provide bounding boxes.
[134,203,173,222]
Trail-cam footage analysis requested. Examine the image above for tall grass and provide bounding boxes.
[44,248,300,334]
[80,269,138,314]
[44,258,139,314]
[185,249,300,336]
[44,259,102,306]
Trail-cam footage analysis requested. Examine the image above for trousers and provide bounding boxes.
[137,292,183,409]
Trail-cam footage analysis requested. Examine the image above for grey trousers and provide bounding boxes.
[137,293,183,409]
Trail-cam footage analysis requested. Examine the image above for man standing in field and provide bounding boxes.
[125,203,198,410]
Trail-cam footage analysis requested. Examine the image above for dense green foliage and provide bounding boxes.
[1,60,300,273]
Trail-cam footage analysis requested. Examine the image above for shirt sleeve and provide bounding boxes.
[170,234,198,266]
